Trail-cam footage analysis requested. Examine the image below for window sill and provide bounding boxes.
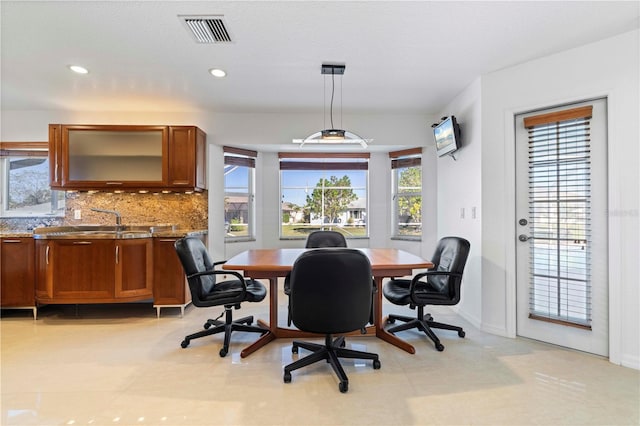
[225,238,256,243]
[1,213,65,219]
[390,236,422,242]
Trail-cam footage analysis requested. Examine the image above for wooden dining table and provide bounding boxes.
[222,248,433,358]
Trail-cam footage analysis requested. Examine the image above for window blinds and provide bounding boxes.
[278,152,369,171]
[389,147,422,169]
[223,146,256,168]
[523,106,593,328]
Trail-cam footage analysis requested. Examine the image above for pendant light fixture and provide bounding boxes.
[293,63,372,148]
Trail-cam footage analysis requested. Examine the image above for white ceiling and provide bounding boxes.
[1,1,639,115]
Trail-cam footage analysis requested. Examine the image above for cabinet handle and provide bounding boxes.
[158,239,178,242]
[2,239,21,243]
[46,245,50,265]
[72,241,92,245]
[115,245,119,264]
[106,182,123,185]
[55,163,58,178]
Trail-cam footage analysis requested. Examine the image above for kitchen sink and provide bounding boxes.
[33,226,152,239]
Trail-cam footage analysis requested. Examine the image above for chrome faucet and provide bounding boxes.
[90,208,122,226]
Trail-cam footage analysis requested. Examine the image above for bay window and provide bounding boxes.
[279,152,369,239]
[390,148,422,239]
[224,146,256,241]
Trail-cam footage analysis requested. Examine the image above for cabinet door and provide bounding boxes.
[115,239,153,299]
[168,126,196,188]
[195,127,207,189]
[49,124,63,188]
[152,238,190,305]
[35,240,53,300]
[1,238,35,307]
[51,240,115,300]
[57,125,169,189]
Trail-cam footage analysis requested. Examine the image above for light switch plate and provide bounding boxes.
[74,209,82,220]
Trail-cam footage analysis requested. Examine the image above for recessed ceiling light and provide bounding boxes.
[209,68,226,78]
[68,65,89,74]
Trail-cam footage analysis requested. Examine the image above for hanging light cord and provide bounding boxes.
[330,70,336,129]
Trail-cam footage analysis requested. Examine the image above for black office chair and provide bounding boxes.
[174,237,268,357]
[304,230,347,248]
[284,230,348,325]
[383,237,470,352]
[283,248,381,393]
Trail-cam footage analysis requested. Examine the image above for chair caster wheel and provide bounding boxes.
[340,340,346,348]
[387,318,396,324]
[180,340,189,348]
[292,345,298,354]
[203,322,212,329]
[339,381,348,393]
[284,372,292,383]
[219,348,228,357]
[373,359,381,369]
[436,343,445,352]
[458,330,466,338]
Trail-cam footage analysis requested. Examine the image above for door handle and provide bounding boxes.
[518,234,532,242]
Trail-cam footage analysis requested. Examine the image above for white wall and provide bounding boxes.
[436,78,483,328]
[479,29,639,369]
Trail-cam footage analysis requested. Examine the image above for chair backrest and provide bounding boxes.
[174,237,217,300]
[424,237,470,302]
[305,230,347,248]
[289,248,372,334]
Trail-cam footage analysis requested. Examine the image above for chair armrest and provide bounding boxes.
[409,270,462,297]
[187,269,248,291]
[411,270,462,282]
[212,260,228,267]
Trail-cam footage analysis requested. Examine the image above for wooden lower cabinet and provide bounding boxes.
[152,237,193,317]
[1,237,36,318]
[116,239,153,299]
[35,238,153,304]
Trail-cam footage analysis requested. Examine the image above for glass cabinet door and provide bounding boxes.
[65,126,167,185]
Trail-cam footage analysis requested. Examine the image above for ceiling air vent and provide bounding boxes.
[180,15,232,43]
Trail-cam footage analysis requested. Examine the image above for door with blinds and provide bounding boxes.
[515,98,608,356]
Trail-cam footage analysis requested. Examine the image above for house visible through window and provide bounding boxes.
[390,148,422,239]
[279,152,369,239]
[0,142,65,217]
[224,146,256,240]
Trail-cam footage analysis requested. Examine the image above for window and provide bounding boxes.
[390,148,422,239]
[279,152,369,239]
[224,146,256,241]
[0,142,65,217]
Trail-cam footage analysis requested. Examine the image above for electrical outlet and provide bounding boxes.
[472,206,477,219]
[460,207,465,219]
[74,209,82,220]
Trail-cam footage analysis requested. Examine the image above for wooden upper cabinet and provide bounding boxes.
[48,124,206,191]
[168,126,206,190]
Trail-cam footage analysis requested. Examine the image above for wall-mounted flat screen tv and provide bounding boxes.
[433,116,461,157]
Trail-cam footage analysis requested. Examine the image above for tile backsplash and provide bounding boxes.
[1,191,208,231]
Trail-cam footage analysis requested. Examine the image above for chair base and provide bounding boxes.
[180,305,268,357]
[283,334,380,393]
[387,307,465,352]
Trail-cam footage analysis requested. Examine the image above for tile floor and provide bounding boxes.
[1,293,638,425]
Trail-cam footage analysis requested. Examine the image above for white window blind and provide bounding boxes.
[523,106,593,329]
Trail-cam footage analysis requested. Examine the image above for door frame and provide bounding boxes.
[503,91,621,364]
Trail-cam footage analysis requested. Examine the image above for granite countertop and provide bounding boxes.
[1,228,207,239]
[0,230,33,238]
[152,229,208,238]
